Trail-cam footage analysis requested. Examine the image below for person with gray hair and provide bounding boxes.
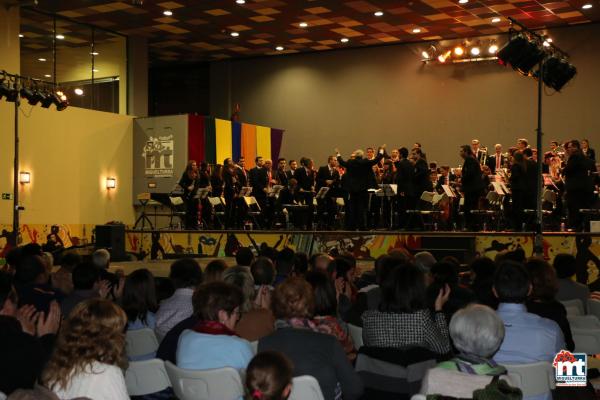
[420,304,519,399]
[414,251,436,276]
[91,249,110,270]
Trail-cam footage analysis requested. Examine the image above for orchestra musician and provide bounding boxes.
[459,145,484,231]
[486,144,506,174]
[582,139,596,161]
[223,158,241,228]
[249,156,268,210]
[564,140,597,230]
[412,148,432,198]
[294,157,316,229]
[336,145,384,230]
[517,138,529,151]
[435,166,456,194]
[179,162,200,230]
[471,139,485,164]
[276,158,289,187]
[394,147,414,228]
[286,160,298,181]
[236,157,248,187]
[210,164,224,198]
[316,156,341,229]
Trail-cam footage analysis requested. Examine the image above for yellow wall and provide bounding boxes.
[0,102,135,225]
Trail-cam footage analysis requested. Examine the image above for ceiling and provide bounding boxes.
[28,0,600,64]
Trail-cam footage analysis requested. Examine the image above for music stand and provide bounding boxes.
[378,184,397,228]
[315,187,329,199]
[194,188,210,200]
[240,186,253,197]
[268,185,284,198]
[133,193,155,231]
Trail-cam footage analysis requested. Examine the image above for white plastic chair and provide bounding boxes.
[348,323,363,349]
[164,361,244,400]
[504,362,555,398]
[568,315,600,329]
[561,299,585,316]
[126,328,159,359]
[571,328,600,354]
[588,299,600,320]
[250,340,258,354]
[0,392,6,400]
[125,359,171,396]
[288,375,325,400]
[410,395,426,400]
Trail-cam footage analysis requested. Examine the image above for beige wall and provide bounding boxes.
[211,24,600,166]
[0,103,135,225]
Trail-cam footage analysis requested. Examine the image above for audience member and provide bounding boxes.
[204,259,227,283]
[251,257,275,309]
[525,258,574,351]
[91,249,118,284]
[292,252,309,277]
[274,248,295,285]
[245,351,293,400]
[122,268,157,330]
[176,282,253,371]
[41,299,129,400]
[14,255,64,314]
[259,277,363,400]
[554,253,590,312]
[224,266,275,341]
[308,253,333,274]
[414,251,436,281]
[420,304,519,398]
[0,272,60,395]
[51,252,81,295]
[362,263,451,354]
[427,261,475,321]
[61,262,102,317]
[236,247,255,267]
[155,258,202,339]
[493,261,564,400]
[469,257,498,309]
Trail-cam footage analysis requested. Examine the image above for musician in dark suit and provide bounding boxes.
[316,156,341,229]
[582,139,596,161]
[486,144,506,174]
[236,157,248,187]
[564,140,597,230]
[336,145,384,230]
[523,148,539,213]
[459,145,484,231]
[413,148,432,197]
[294,157,316,229]
[471,139,485,164]
[179,162,200,230]
[286,160,298,181]
[276,158,289,187]
[249,156,268,209]
[435,166,456,194]
[394,147,414,228]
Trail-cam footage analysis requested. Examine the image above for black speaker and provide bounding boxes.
[95,224,126,261]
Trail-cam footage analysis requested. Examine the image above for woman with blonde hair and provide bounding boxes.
[41,298,129,400]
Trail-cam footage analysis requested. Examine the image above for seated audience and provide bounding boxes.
[91,249,118,286]
[308,253,333,274]
[61,262,101,317]
[224,266,275,341]
[525,258,574,351]
[155,258,202,339]
[41,299,129,400]
[469,257,498,309]
[245,351,293,400]
[122,268,157,330]
[554,253,590,312]
[421,304,518,398]
[15,255,64,314]
[427,261,475,321]
[362,263,451,354]
[177,282,253,371]
[204,259,227,283]
[50,252,81,295]
[251,256,276,309]
[259,277,364,400]
[493,261,564,400]
[414,251,437,280]
[274,248,295,285]
[292,252,309,278]
[0,272,60,396]
[236,247,255,268]
[306,270,357,361]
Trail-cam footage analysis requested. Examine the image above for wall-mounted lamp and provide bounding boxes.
[106,177,116,189]
[19,171,31,184]
[148,182,157,189]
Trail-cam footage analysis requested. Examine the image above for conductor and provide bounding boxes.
[336,145,385,230]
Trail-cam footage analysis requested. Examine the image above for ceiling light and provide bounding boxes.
[422,51,430,59]
[19,34,24,38]
[582,4,593,9]
[55,34,65,40]
[454,46,464,56]
[236,0,246,4]
[374,11,384,17]
[459,0,468,4]
[299,22,308,28]
[470,47,480,56]
[275,46,284,51]
[412,28,421,33]
[488,44,498,54]
[492,17,501,23]
[163,10,173,16]
[74,88,84,96]
[93,68,99,72]
[543,40,551,47]
[231,32,239,37]
[90,51,99,55]
[340,38,349,43]
[44,74,51,78]
[38,58,46,62]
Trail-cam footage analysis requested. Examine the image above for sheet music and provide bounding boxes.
[442,185,455,198]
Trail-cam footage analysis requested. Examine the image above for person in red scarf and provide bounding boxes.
[176,282,254,371]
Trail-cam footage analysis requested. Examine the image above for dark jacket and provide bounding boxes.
[294,167,315,192]
[337,153,383,193]
[395,158,415,196]
[461,156,484,194]
[413,158,432,196]
[486,154,506,174]
[249,167,268,197]
[316,166,340,190]
[156,315,199,364]
[258,327,364,400]
[564,152,596,193]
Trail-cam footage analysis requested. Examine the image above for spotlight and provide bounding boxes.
[422,51,430,59]
[470,47,480,56]
[488,44,499,54]
[374,11,384,16]
[52,90,69,111]
[40,90,54,108]
[459,0,468,3]
[20,85,44,105]
[438,50,451,63]
[340,38,349,43]
[497,34,545,76]
[299,22,308,28]
[0,79,19,102]
[19,34,24,38]
[236,0,245,3]
[44,74,51,78]
[541,56,577,91]
[230,32,239,37]
[412,28,421,33]
[454,46,464,56]
[38,58,46,62]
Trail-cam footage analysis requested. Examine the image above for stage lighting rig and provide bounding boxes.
[497,34,545,76]
[540,56,577,92]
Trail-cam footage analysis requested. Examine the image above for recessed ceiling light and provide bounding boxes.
[412,28,421,33]
[92,68,99,72]
[38,58,46,62]
[299,22,308,28]
[55,34,65,40]
[488,44,498,54]
[582,3,593,9]
[90,51,99,55]
[470,47,480,56]
[374,11,384,17]
[163,10,173,16]
[44,74,51,78]
[459,0,468,4]
[340,38,349,43]
[236,0,246,4]
[275,46,284,51]
[74,88,84,96]
[19,34,24,38]
[492,17,501,23]
[231,32,239,37]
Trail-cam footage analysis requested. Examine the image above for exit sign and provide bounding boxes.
[2,193,12,200]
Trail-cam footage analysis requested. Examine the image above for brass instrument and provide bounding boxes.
[480,146,488,166]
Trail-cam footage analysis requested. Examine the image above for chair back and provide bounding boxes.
[347,323,363,349]
[410,395,426,400]
[164,361,244,400]
[250,340,258,354]
[560,299,585,316]
[588,299,600,320]
[126,328,159,359]
[567,315,600,329]
[288,375,325,400]
[571,328,600,354]
[125,359,171,396]
[504,362,555,397]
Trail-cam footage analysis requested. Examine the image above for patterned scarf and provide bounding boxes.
[275,317,318,331]
[193,320,238,336]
